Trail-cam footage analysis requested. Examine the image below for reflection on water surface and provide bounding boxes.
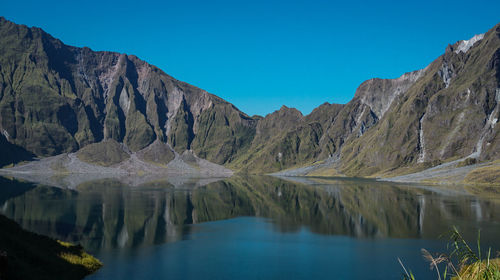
[1,175,500,279]
[1,175,499,252]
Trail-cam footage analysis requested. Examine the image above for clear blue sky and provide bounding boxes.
[3,0,500,116]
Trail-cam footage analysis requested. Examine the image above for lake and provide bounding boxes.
[0,175,499,279]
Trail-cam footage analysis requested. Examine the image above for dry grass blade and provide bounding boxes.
[401,227,500,280]
[422,248,445,280]
[398,258,416,280]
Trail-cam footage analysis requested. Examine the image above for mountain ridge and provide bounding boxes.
[1,16,500,181]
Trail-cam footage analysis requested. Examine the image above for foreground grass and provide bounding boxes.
[0,214,102,280]
[400,227,500,280]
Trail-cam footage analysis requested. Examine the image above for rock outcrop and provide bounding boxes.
[1,16,500,177]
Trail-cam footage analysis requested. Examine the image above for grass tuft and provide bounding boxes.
[399,227,500,280]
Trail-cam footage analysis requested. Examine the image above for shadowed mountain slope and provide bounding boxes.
[1,17,500,177]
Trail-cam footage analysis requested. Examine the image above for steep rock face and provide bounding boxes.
[355,69,427,119]
[2,16,500,176]
[0,17,414,173]
[256,23,500,176]
[0,17,255,166]
[317,99,378,157]
[226,106,309,172]
[0,17,435,173]
[228,104,345,172]
[190,97,256,164]
[340,24,500,176]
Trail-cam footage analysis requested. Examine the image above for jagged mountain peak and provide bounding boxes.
[0,17,256,168]
[454,33,485,54]
[1,17,500,178]
[353,68,427,119]
[339,21,500,176]
[277,105,303,117]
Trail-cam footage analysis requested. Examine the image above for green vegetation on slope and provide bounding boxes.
[1,17,500,176]
[136,140,175,165]
[0,214,101,280]
[191,99,257,165]
[0,17,256,168]
[340,23,500,177]
[76,139,130,166]
[465,165,500,185]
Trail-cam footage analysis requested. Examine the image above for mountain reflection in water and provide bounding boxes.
[0,175,499,253]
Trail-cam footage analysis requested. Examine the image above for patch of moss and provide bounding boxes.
[57,241,102,273]
[0,214,102,280]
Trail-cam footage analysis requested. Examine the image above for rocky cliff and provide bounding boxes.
[0,17,255,171]
[340,23,500,176]
[1,17,500,177]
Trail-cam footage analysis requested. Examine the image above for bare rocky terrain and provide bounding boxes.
[0,140,232,188]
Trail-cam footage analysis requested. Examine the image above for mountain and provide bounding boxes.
[340,24,500,177]
[0,16,255,174]
[1,16,500,180]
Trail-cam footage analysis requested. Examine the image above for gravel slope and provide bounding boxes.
[0,148,233,188]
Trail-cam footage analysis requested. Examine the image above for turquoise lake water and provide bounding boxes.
[0,175,499,279]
